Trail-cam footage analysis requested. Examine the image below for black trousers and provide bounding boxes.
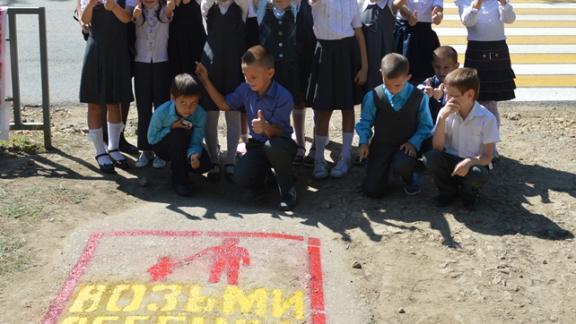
[363,143,417,198]
[423,150,489,201]
[152,128,213,185]
[234,137,297,195]
[135,62,171,150]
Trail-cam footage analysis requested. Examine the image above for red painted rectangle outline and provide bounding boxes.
[42,230,325,324]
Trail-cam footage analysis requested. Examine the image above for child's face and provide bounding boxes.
[142,0,160,8]
[273,0,291,10]
[383,74,411,95]
[432,56,459,82]
[445,85,474,110]
[173,95,200,118]
[242,64,275,94]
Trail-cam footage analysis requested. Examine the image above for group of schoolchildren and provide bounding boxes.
[77,0,516,211]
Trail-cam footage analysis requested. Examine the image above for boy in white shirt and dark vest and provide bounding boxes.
[423,67,499,210]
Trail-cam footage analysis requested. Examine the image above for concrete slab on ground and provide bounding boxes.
[42,203,370,324]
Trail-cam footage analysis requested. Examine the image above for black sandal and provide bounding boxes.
[108,149,130,170]
[95,153,116,174]
[224,163,235,183]
[207,164,221,182]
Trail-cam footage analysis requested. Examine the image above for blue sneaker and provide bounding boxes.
[404,173,422,195]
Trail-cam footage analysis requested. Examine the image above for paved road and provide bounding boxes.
[2,0,85,106]
[3,0,576,105]
[436,0,576,101]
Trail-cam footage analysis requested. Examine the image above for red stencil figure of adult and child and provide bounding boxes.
[43,231,326,323]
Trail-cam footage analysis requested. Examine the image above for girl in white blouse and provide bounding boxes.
[456,0,516,133]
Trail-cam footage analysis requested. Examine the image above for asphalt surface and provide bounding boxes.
[2,0,85,106]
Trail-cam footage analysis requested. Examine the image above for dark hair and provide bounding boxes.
[137,0,165,26]
[171,73,202,98]
[241,45,274,69]
[444,68,480,101]
[380,53,410,79]
[433,46,458,63]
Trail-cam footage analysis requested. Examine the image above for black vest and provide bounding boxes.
[372,85,423,146]
[260,4,297,62]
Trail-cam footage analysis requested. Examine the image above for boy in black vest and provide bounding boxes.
[356,53,434,198]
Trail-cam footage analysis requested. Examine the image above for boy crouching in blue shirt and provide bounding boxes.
[356,53,433,198]
[196,45,298,211]
[148,74,213,197]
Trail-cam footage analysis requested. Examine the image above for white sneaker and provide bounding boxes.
[330,157,352,178]
[313,160,329,179]
[152,156,167,169]
[135,151,153,168]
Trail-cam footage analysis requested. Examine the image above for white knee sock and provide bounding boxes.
[292,109,306,148]
[314,135,328,162]
[341,132,354,160]
[225,111,241,164]
[205,111,220,163]
[88,128,112,164]
[107,122,124,150]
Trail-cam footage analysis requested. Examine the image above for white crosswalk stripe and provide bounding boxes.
[435,1,576,101]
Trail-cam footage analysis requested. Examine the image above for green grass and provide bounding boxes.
[0,134,44,155]
[0,233,28,276]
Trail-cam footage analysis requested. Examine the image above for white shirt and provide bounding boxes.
[439,102,499,159]
[397,0,443,23]
[456,0,516,41]
[201,0,256,22]
[134,5,171,63]
[80,0,136,12]
[309,0,362,40]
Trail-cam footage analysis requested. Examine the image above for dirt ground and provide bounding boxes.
[1,102,575,323]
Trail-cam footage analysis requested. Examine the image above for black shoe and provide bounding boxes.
[224,164,235,184]
[279,186,297,211]
[207,165,221,182]
[119,137,139,155]
[95,153,116,174]
[462,198,476,211]
[108,149,130,170]
[436,194,457,207]
[174,183,193,197]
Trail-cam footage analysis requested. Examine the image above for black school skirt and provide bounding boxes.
[465,40,516,101]
[395,21,440,84]
[305,37,361,110]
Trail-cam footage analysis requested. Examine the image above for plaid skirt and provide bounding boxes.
[465,40,516,101]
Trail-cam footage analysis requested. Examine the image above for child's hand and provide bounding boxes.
[190,154,200,169]
[88,0,99,7]
[472,0,483,10]
[439,98,459,120]
[400,142,417,158]
[432,7,443,25]
[423,85,434,97]
[195,62,208,83]
[167,0,176,11]
[433,83,444,101]
[174,0,182,6]
[251,110,268,134]
[354,67,368,86]
[172,119,192,129]
[408,11,418,26]
[358,144,370,161]
[133,0,142,19]
[451,158,472,177]
[104,0,117,11]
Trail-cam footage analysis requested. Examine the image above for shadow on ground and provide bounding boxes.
[1,146,574,246]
